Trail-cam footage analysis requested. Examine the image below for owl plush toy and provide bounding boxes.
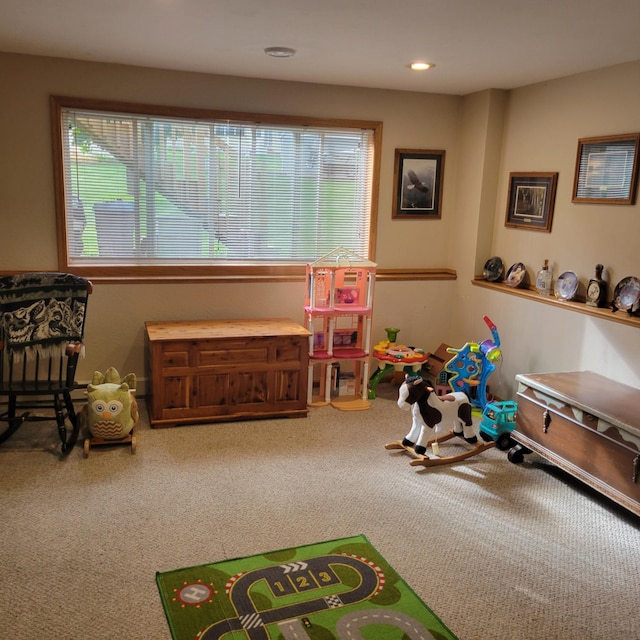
[86,367,138,440]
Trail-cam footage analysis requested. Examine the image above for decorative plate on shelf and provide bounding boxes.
[554,271,579,301]
[505,262,526,288]
[611,276,640,312]
[483,256,504,282]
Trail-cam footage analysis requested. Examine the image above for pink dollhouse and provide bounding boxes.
[304,247,376,410]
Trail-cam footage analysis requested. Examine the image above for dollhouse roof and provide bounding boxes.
[310,247,377,269]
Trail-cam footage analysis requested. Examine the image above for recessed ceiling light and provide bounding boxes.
[410,62,435,71]
[264,46,296,58]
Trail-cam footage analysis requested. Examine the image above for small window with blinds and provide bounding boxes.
[572,133,640,205]
[51,96,381,280]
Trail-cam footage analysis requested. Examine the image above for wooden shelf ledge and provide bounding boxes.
[472,277,640,329]
[377,268,456,281]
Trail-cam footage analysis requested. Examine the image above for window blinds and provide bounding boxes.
[60,107,374,265]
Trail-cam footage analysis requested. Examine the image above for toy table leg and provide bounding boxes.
[368,364,394,399]
[402,363,423,375]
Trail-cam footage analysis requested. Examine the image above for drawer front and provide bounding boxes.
[160,343,191,370]
[194,336,306,368]
[197,344,270,368]
[516,388,640,505]
[275,337,306,362]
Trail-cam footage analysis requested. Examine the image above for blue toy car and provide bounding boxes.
[479,400,518,450]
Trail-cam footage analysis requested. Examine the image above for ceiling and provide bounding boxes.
[3,0,640,96]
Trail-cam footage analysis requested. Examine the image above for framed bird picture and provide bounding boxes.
[392,149,445,219]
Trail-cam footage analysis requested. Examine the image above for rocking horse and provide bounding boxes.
[385,374,495,467]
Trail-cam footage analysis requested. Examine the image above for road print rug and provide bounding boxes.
[156,534,458,640]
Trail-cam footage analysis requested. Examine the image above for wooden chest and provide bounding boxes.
[511,371,640,517]
[145,318,310,428]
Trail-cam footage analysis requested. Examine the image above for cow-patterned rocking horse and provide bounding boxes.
[385,373,495,467]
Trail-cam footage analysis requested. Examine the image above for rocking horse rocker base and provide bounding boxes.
[385,430,495,467]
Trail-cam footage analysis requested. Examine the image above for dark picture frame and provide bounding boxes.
[392,149,445,219]
[572,133,640,205]
[505,172,558,232]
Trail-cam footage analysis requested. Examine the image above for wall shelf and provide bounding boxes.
[472,277,640,330]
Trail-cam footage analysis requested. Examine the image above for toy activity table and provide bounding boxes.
[368,344,428,398]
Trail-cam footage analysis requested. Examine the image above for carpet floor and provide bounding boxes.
[0,382,638,639]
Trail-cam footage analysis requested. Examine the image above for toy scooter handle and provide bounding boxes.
[482,315,500,348]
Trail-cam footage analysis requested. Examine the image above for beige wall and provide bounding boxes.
[453,61,640,397]
[1,52,639,397]
[0,53,461,390]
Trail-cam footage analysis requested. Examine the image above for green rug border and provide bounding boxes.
[156,533,458,639]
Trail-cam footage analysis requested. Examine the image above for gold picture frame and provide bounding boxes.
[572,133,640,205]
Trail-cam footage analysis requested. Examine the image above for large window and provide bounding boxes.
[51,96,381,280]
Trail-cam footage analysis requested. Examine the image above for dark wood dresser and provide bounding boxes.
[510,371,640,517]
[146,318,310,428]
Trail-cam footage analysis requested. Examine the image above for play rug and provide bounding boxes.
[156,534,458,640]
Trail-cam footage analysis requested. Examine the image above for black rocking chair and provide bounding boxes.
[0,272,92,456]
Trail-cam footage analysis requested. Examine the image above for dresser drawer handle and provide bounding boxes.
[633,455,640,484]
[542,410,551,433]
